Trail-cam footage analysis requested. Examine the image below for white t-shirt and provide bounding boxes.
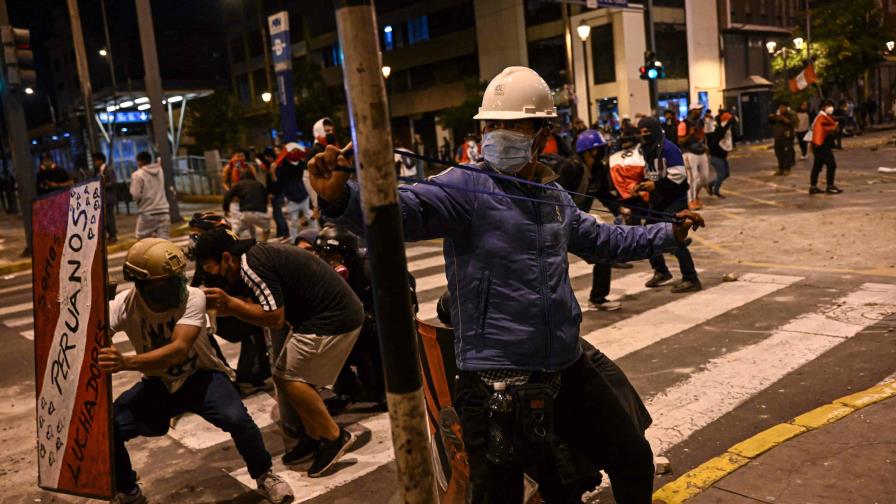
[109,286,232,392]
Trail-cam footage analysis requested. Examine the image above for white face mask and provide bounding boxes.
[482,129,535,175]
[824,106,834,115]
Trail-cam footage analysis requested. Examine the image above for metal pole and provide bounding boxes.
[562,4,577,119]
[333,2,436,503]
[805,0,811,60]
[100,0,118,172]
[66,0,99,157]
[0,0,34,254]
[135,0,182,221]
[582,39,592,125]
[645,0,659,114]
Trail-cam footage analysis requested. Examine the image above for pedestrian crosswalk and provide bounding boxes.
[1,239,894,503]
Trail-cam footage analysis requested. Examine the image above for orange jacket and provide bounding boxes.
[811,113,838,147]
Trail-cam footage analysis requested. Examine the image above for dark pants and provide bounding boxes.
[216,316,271,385]
[113,370,272,492]
[104,198,118,240]
[646,198,697,280]
[272,193,289,238]
[811,145,837,187]
[455,353,655,504]
[796,131,809,157]
[589,263,612,303]
[334,318,385,403]
[773,137,794,172]
[709,156,729,194]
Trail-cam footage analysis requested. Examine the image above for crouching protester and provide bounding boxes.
[98,239,293,504]
[308,66,704,503]
[192,229,365,477]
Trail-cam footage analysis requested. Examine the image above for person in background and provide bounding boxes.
[393,139,418,183]
[412,132,427,178]
[130,151,170,239]
[677,103,710,210]
[223,177,271,241]
[293,228,319,252]
[707,112,736,198]
[809,99,842,195]
[93,152,118,243]
[795,101,812,160]
[275,142,316,240]
[0,165,16,214]
[662,109,679,145]
[222,150,257,192]
[439,136,453,162]
[455,133,481,164]
[263,147,289,239]
[36,153,73,196]
[769,102,797,176]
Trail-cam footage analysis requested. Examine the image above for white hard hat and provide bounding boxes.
[284,142,301,152]
[688,102,705,112]
[473,66,557,120]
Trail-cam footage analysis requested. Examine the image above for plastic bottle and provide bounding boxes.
[486,381,514,465]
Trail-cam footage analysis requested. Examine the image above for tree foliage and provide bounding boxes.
[771,0,888,99]
[293,59,349,143]
[437,77,488,136]
[185,92,245,153]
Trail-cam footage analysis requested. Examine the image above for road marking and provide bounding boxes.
[230,413,394,503]
[107,236,192,260]
[406,253,447,273]
[0,301,32,317]
[721,188,786,207]
[582,273,803,359]
[3,315,32,328]
[414,255,597,294]
[167,391,280,450]
[405,244,441,259]
[20,329,33,340]
[645,282,896,456]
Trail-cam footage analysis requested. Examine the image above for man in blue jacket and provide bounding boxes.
[309,66,703,503]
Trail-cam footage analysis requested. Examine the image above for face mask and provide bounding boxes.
[138,276,187,311]
[482,129,535,175]
[334,264,349,280]
[286,151,302,163]
[824,106,834,115]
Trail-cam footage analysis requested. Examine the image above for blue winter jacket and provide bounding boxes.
[323,162,677,372]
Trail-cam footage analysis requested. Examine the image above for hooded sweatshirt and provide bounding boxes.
[130,162,170,215]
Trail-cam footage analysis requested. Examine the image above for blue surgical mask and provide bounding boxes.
[482,129,534,174]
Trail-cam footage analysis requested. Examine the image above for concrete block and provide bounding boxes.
[728,423,807,459]
[790,403,855,429]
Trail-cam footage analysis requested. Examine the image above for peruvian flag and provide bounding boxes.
[789,63,817,92]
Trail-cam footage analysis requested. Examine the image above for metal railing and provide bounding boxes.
[172,155,222,195]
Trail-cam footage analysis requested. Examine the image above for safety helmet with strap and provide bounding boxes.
[315,225,359,260]
[473,67,558,121]
[574,129,607,154]
[123,238,188,282]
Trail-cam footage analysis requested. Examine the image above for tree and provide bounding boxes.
[185,92,245,153]
[771,0,888,100]
[293,59,347,143]
[437,77,487,138]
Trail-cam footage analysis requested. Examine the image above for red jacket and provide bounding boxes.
[811,113,838,147]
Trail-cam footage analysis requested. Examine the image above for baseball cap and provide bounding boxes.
[193,227,255,263]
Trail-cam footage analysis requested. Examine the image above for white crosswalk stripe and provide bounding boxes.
[3,239,895,503]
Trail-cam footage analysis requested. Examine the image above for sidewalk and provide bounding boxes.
[0,200,218,274]
[653,380,896,504]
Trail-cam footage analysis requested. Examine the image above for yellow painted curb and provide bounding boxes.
[652,379,896,503]
[651,453,750,504]
[728,423,806,459]
[791,403,854,429]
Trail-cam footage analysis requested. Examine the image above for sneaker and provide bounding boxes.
[113,486,147,504]
[671,278,702,293]
[256,470,294,503]
[611,262,634,269]
[687,201,702,211]
[825,185,843,194]
[324,394,353,416]
[809,186,824,195]
[588,299,622,311]
[282,435,321,465]
[308,428,356,478]
[645,271,673,288]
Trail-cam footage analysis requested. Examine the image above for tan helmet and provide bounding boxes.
[123,238,188,281]
[473,66,558,121]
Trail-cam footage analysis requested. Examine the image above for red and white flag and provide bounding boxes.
[33,179,113,499]
[789,63,817,92]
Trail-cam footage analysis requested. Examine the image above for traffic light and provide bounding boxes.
[640,51,666,80]
[1,26,36,90]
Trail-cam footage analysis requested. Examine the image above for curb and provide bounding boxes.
[651,379,896,504]
[0,224,193,277]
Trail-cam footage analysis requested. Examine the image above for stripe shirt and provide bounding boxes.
[239,242,364,335]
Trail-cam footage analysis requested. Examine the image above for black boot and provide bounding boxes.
[645,271,673,288]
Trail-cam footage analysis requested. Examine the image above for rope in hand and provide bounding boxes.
[330,147,686,225]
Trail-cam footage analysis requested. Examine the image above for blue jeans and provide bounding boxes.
[113,370,272,492]
[709,156,730,194]
[646,198,697,280]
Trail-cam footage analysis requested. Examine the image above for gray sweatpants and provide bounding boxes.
[135,212,170,239]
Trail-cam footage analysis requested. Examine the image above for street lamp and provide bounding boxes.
[24,87,34,95]
[766,41,777,54]
[261,91,272,103]
[793,37,804,51]
[99,48,108,57]
[577,21,592,126]
[381,65,391,79]
[887,40,895,52]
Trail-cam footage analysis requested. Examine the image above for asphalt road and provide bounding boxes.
[0,130,894,504]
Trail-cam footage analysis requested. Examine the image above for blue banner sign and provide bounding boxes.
[97,111,150,124]
[268,11,298,141]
